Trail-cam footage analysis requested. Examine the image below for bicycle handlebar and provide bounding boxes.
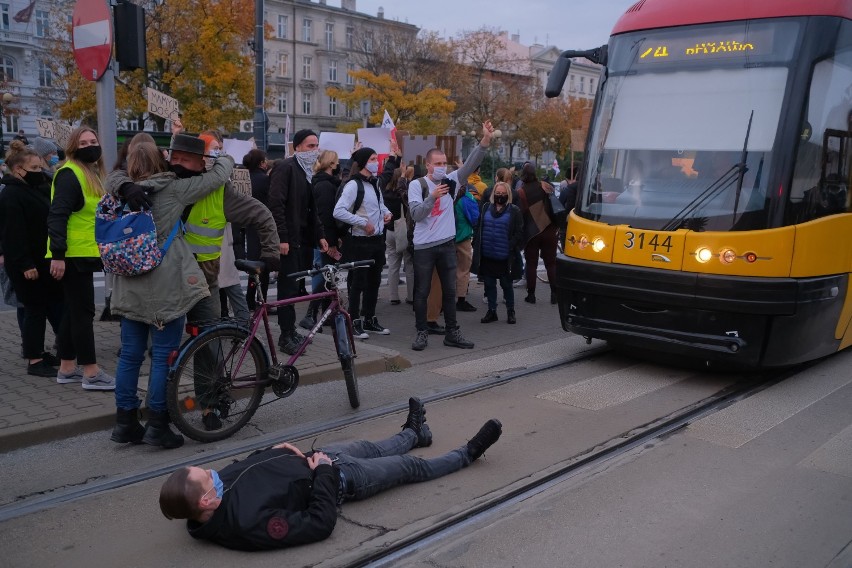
[286,259,375,280]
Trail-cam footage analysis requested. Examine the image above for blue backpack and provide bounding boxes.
[95,194,181,276]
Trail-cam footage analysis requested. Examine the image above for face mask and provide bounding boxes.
[171,164,201,179]
[209,149,221,158]
[431,166,447,179]
[495,195,508,205]
[331,165,341,177]
[365,162,379,175]
[48,155,59,167]
[211,470,224,498]
[295,149,320,164]
[24,170,43,186]
[75,145,102,164]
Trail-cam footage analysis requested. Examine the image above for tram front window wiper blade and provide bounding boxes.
[731,110,754,229]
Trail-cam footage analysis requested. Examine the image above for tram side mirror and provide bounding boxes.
[546,56,572,98]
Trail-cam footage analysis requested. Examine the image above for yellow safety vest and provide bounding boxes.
[184,186,226,262]
[47,162,100,259]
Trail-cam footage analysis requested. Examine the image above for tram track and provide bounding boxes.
[0,344,610,523]
[345,363,810,568]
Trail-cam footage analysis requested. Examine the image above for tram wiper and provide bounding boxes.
[731,111,754,229]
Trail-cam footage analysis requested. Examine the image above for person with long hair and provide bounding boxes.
[106,140,235,449]
[47,126,115,390]
[0,143,64,376]
[516,163,558,304]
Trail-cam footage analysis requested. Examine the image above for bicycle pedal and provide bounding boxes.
[269,364,299,398]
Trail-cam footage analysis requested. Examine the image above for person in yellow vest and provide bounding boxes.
[46,126,115,390]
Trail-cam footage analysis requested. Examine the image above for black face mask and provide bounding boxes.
[24,170,44,187]
[495,195,508,205]
[332,166,341,177]
[171,164,202,179]
[75,145,102,164]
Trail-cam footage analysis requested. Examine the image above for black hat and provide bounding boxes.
[168,134,206,156]
[292,129,318,149]
[351,147,376,169]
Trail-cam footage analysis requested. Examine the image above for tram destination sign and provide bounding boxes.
[635,26,775,64]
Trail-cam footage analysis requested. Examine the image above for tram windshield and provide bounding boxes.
[579,21,800,231]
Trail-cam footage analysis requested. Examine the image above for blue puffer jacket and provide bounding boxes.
[481,205,512,260]
[471,202,524,276]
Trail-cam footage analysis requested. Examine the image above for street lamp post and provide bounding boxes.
[0,91,13,156]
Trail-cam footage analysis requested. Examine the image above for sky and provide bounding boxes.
[354,0,640,49]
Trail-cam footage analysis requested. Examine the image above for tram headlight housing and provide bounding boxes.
[696,247,713,263]
[592,238,606,253]
[579,235,590,249]
[721,249,737,264]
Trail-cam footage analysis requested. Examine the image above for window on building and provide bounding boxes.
[569,74,575,92]
[589,78,595,93]
[346,63,355,85]
[364,30,373,53]
[302,56,312,79]
[346,26,354,49]
[0,56,14,81]
[277,15,288,39]
[302,18,312,42]
[302,91,312,115]
[325,23,334,50]
[1,4,9,31]
[580,76,585,93]
[328,60,338,82]
[4,111,17,134]
[329,96,337,117]
[277,94,287,114]
[128,119,139,130]
[35,10,49,37]
[38,60,52,87]
[278,52,288,77]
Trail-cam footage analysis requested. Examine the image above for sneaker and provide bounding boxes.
[40,352,61,366]
[363,316,390,335]
[278,332,301,356]
[507,309,516,324]
[82,368,116,391]
[480,310,498,324]
[299,314,316,330]
[56,367,84,384]
[466,419,502,461]
[352,318,369,339]
[513,278,525,288]
[202,411,223,431]
[27,359,58,378]
[426,321,446,335]
[524,292,536,304]
[390,299,401,305]
[412,330,429,351]
[401,397,432,448]
[456,299,478,312]
[444,327,474,349]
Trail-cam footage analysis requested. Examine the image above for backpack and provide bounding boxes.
[95,193,182,276]
[334,178,381,235]
[404,178,430,254]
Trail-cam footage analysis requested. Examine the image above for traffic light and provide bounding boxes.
[114,0,146,71]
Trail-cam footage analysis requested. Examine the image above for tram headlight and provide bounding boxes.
[592,238,606,253]
[721,249,737,264]
[696,247,713,263]
[579,235,590,249]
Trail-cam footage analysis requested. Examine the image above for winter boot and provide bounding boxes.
[142,410,185,449]
[110,408,145,444]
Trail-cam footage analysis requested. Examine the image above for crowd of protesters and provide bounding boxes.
[0,122,573,449]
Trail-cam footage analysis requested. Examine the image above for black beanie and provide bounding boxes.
[351,147,376,170]
[292,129,317,149]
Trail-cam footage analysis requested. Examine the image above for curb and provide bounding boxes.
[0,349,410,453]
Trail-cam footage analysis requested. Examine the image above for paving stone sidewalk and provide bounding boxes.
[0,310,408,451]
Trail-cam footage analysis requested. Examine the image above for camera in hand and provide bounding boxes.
[440,178,457,198]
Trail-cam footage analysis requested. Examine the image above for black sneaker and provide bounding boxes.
[363,316,390,335]
[426,321,445,335]
[444,327,474,349]
[401,397,432,447]
[352,318,369,339]
[456,299,478,312]
[27,359,58,378]
[40,352,61,366]
[480,309,498,324]
[278,332,300,356]
[412,330,429,351]
[525,292,536,304]
[202,411,223,431]
[507,309,516,324]
[466,419,502,461]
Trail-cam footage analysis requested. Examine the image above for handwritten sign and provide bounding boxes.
[55,122,73,149]
[36,118,56,140]
[147,87,180,120]
[231,168,252,196]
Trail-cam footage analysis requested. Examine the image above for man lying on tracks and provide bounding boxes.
[158,398,502,551]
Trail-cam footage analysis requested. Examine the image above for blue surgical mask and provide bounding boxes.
[209,149,221,158]
[211,469,224,498]
[48,155,59,167]
[365,162,379,175]
[431,166,447,179]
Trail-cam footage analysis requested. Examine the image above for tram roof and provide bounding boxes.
[612,0,852,36]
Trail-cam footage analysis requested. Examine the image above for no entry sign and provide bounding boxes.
[72,0,113,81]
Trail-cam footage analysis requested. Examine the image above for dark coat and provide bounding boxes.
[187,447,339,551]
[472,202,524,279]
[268,157,325,249]
[243,167,270,260]
[312,170,341,247]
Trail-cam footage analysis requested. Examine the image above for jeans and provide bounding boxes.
[323,430,471,501]
[484,274,514,311]
[413,241,457,332]
[310,249,323,292]
[115,316,185,413]
[219,284,250,322]
[187,285,221,325]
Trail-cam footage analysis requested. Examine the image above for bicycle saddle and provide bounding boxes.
[234,259,266,274]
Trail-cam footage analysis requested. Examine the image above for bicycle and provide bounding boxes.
[166,259,374,443]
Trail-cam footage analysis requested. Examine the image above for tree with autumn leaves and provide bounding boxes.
[38,0,257,132]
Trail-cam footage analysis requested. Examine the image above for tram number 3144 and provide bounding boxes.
[623,231,673,252]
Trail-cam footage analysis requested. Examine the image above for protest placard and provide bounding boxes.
[231,168,252,196]
[147,87,180,120]
[36,118,56,140]
[319,132,356,159]
[222,139,255,165]
[356,127,393,154]
[54,122,73,149]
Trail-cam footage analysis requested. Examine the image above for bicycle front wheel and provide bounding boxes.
[341,356,360,409]
[167,328,268,442]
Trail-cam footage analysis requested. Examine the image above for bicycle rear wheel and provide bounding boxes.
[167,327,268,442]
[341,356,360,408]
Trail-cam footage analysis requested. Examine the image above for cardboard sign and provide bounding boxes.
[147,87,180,120]
[319,132,356,159]
[356,127,393,154]
[231,168,252,197]
[223,139,255,165]
[36,118,56,140]
[571,129,587,153]
[54,122,73,149]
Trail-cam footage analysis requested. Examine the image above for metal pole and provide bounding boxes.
[253,0,266,151]
[96,60,118,173]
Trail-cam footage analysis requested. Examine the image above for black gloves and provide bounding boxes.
[119,182,153,211]
[262,255,281,273]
